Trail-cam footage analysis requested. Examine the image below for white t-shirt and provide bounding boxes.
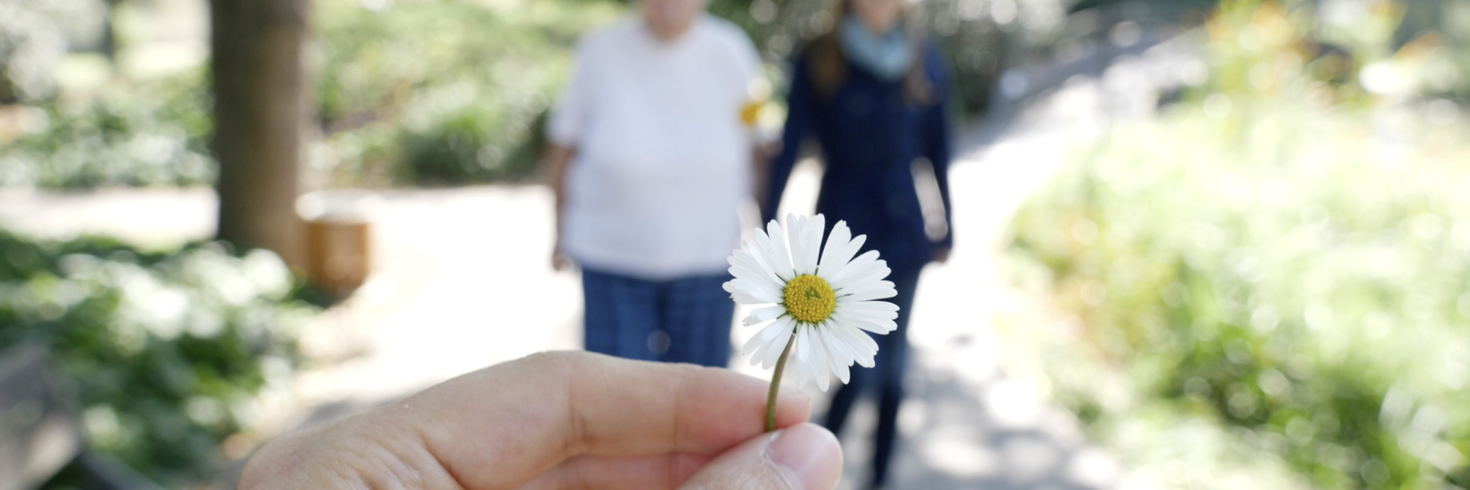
[548,15,762,280]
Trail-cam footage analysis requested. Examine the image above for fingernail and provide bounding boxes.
[767,423,842,490]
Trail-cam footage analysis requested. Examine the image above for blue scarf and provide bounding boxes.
[838,15,913,81]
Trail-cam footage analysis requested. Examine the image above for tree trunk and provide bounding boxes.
[101,0,120,62]
[210,0,311,267]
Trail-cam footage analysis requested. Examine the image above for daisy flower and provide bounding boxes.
[723,214,899,430]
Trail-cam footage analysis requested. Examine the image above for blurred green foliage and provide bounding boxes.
[314,0,618,186]
[0,0,617,189]
[0,73,214,188]
[5,0,1465,190]
[1385,0,1470,101]
[1007,1,1470,488]
[0,0,105,103]
[0,232,317,485]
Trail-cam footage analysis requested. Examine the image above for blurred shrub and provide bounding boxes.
[0,0,105,103]
[314,0,616,186]
[1308,0,1470,102]
[2,0,614,190]
[393,107,550,185]
[0,232,317,485]
[1006,1,1470,488]
[0,73,214,188]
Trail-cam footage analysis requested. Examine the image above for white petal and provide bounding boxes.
[810,215,828,271]
[844,312,898,330]
[851,317,898,335]
[740,313,766,327]
[838,281,898,302]
[829,323,878,366]
[724,281,769,305]
[742,329,774,356]
[836,278,894,294]
[742,305,786,327]
[726,289,770,306]
[838,299,900,314]
[787,355,811,390]
[818,233,868,286]
[829,322,858,364]
[787,214,812,276]
[728,248,760,271]
[748,346,768,367]
[800,363,822,392]
[833,309,898,334]
[808,360,829,392]
[762,325,795,369]
[760,315,794,341]
[817,329,851,384]
[826,250,882,289]
[782,368,806,393]
[842,290,899,304]
[817,325,856,369]
[811,334,831,392]
[840,322,881,353]
[785,214,805,272]
[729,251,783,290]
[726,278,782,304]
[744,319,793,357]
[795,323,812,362]
[838,262,891,293]
[737,241,774,267]
[739,235,778,277]
[729,265,779,289]
[838,311,897,326]
[732,289,764,301]
[799,214,825,275]
[765,219,795,279]
[816,220,853,276]
[749,227,783,281]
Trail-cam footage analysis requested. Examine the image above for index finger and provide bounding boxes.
[395,351,812,489]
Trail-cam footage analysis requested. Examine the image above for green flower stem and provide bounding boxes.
[765,334,796,433]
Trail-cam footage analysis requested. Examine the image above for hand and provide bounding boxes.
[240,351,843,490]
[551,241,574,272]
[933,246,952,264]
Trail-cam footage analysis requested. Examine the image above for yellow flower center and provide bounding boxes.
[783,274,836,324]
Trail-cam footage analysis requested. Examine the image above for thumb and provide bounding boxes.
[677,422,843,490]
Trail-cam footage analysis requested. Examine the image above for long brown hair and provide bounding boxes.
[806,0,935,104]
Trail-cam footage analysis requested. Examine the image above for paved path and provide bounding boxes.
[0,28,1203,489]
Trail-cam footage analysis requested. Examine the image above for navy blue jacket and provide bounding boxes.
[762,42,955,271]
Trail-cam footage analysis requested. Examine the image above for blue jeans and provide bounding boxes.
[823,264,924,488]
[581,267,734,368]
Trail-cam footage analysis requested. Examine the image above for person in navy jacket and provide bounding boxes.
[760,0,954,486]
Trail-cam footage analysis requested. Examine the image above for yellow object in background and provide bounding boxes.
[741,100,765,127]
[742,79,772,127]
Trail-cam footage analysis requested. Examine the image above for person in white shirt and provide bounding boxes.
[544,0,764,368]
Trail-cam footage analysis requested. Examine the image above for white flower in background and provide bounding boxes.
[724,214,898,394]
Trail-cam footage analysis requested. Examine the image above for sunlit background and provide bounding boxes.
[1,0,1467,488]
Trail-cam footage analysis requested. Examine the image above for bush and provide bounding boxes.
[393,107,549,186]
[1005,1,1470,488]
[9,0,1198,188]
[0,232,317,485]
[314,0,617,186]
[1009,103,1470,488]
[1,0,616,190]
[0,73,214,189]
[0,0,105,103]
